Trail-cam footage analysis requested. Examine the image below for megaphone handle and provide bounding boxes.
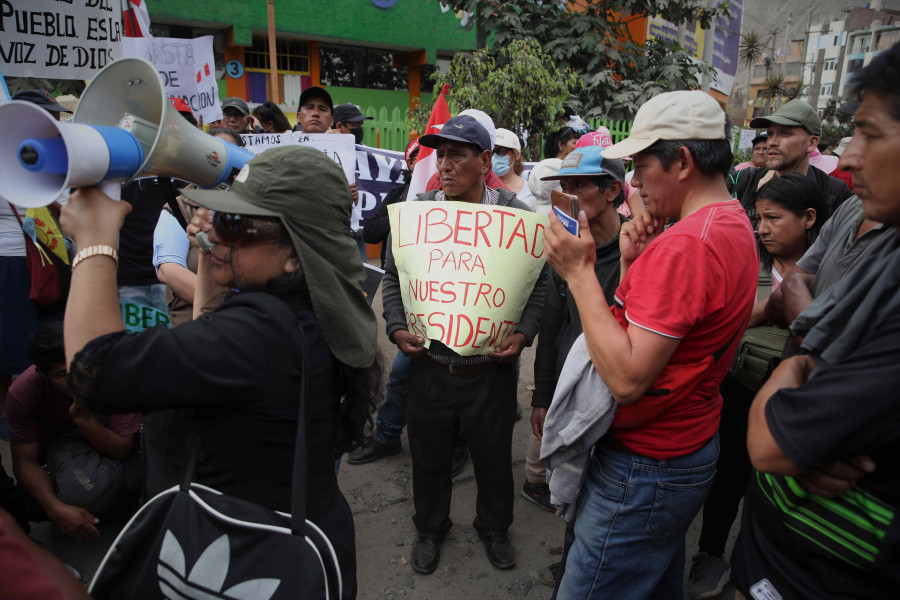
[99,179,123,201]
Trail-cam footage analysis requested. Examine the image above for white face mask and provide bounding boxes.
[492,153,511,176]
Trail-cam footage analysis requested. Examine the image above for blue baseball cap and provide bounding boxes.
[541,145,626,184]
[419,114,492,152]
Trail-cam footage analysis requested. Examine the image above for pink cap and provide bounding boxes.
[575,127,613,149]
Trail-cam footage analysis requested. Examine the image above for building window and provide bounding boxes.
[847,58,865,74]
[245,37,310,74]
[420,64,437,94]
[852,36,870,54]
[820,84,832,96]
[319,45,408,90]
[876,30,900,51]
[823,58,835,70]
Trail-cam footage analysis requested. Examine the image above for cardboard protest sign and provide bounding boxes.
[0,0,121,78]
[240,132,356,182]
[389,201,547,356]
[121,35,220,123]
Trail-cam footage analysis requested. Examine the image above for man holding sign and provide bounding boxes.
[382,115,546,574]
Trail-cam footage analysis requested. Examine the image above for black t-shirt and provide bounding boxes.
[732,310,900,599]
[118,178,175,286]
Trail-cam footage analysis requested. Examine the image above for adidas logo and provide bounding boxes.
[158,530,280,600]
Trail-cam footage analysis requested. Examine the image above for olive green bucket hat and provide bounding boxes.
[184,145,377,369]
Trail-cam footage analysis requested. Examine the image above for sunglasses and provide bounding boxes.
[212,213,284,246]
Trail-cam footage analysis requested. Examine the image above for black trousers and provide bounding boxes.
[698,374,755,557]
[406,357,517,538]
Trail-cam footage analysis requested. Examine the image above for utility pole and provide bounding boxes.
[781,12,792,74]
[701,0,719,93]
[267,0,280,103]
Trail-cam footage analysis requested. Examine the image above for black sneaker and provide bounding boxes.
[347,438,401,465]
[521,481,555,512]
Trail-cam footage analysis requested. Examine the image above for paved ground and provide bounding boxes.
[0,288,742,599]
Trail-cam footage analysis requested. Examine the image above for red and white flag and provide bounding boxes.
[406,83,451,201]
[122,0,152,37]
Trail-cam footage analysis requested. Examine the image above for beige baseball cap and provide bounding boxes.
[494,128,521,152]
[602,91,726,160]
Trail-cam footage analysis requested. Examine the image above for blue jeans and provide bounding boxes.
[118,284,170,332]
[558,433,719,600]
[373,350,411,445]
[355,235,368,263]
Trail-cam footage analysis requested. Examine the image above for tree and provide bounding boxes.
[783,74,806,101]
[442,0,722,120]
[820,96,854,150]
[759,73,786,116]
[410,39,576,160]
[739,30,764,120]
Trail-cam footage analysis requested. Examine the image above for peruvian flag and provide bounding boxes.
[122,0,152,37]
[406,83,451,201]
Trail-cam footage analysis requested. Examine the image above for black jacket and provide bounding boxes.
[363,181,409,267]
[729,166,852,223]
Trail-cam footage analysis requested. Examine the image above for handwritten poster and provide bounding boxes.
[0,0,121,78]
[121,35,220,123]
[240,132,356,182]
[389,201,547,356]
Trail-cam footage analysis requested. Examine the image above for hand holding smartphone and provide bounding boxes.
[550,189,580,236]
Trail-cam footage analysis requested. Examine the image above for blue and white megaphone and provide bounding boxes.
[0,57,254,208]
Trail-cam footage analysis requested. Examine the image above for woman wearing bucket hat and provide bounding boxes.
[59,146,381,599]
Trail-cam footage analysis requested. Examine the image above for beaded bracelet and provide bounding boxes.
[71,245,119,270]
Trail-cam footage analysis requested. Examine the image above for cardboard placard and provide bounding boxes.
[389,201,547,356]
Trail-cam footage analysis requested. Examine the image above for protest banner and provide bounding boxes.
[389,201,547,356]
[240,132,356,182]
[0,0,121,78]
[121,35,219,123]
[355,145,406,233]
[738,128,759,151]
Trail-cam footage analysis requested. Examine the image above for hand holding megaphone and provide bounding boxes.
[59,186,133,249]
[0,57,255,209]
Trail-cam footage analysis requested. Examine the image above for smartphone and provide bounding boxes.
[550,190,580,217]
[550,190,580,236]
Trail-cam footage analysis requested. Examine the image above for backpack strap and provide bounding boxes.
[289,319,311,533]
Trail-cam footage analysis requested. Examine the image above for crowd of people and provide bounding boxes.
[1,42,898,600]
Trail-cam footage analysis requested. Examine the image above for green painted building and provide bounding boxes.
[145,0,477,119]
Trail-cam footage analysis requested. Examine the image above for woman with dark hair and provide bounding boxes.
[252,100,292,133]
[753,173,827,292]
[543,126,580,160]
[688,172,826,598]
[60,146,381,599]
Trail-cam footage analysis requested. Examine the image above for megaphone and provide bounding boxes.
[0,57,255,208]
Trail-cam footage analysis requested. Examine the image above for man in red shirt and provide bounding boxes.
[7,322,140,539]
[543,90,758,599]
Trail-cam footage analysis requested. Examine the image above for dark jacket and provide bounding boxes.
[363,181,409,267]
[729,166,852,223]
[532,222,623,409]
